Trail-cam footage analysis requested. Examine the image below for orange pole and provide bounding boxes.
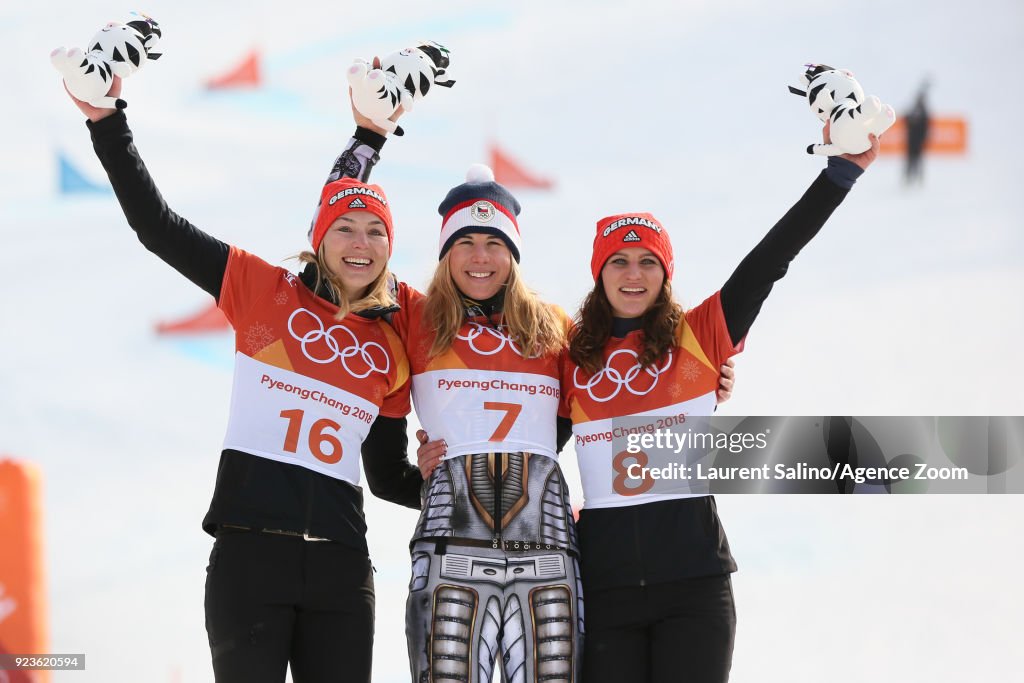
[0,458,49,683]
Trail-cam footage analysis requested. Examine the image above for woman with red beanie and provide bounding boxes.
[62,76,413,683]
[563,126,879,682]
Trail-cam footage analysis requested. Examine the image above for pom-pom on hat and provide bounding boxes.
[591,213,674,281]
[437,164,522,261]
[311,178,394,255]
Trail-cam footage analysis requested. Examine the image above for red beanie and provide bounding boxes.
[591,213,674,281]
[311,178,394,255]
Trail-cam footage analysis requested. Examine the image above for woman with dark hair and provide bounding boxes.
[63,76,412,683]
[562,125,879,683]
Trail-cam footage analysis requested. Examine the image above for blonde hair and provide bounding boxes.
[423,253,566,359]
[296,248,395,320]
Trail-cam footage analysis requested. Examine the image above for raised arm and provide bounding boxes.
[719,127,878,345]
[70,77,228,298]
[334,81,419,505]
[321,126,387,185]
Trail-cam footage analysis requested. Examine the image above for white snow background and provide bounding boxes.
[1,0,1022,681]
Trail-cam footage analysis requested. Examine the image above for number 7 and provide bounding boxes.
[483,402,523,441]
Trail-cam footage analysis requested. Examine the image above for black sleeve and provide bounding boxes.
[360,415,422,510]
[88,111,229,299]
[719,171,849,345]
[556,416,573,454]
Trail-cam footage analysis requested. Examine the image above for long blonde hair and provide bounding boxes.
[296,247,396,320]
[423,253,565,358]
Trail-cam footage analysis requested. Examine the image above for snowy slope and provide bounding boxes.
[1,1,1022,681]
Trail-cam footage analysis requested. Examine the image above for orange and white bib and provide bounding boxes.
[217,247,410,485]
[391,283,567,459]
[562,291,742,508]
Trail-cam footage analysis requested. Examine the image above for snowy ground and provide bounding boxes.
[1,1,1022,681]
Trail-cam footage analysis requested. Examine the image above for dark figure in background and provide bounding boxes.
[905,84,930,185]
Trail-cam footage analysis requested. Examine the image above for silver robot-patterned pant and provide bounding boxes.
[405,451,583,682]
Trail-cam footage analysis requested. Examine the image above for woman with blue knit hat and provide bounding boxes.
[390,164,582,683]
[379,164,737,683]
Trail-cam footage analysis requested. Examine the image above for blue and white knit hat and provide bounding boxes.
[437,164,522,261]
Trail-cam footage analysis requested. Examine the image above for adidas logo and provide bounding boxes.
[348,198,367,209]
[622,230,641,243]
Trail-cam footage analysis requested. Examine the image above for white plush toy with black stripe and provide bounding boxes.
[347,41,455,136]
[381,42,454,106]
[347,60,408,135]
[51,13,162,109]
[789,63,895,156]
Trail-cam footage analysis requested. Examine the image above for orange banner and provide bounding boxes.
[155,301,230,335]
[0,458,49,683]
[879,116,968,155]
[205,49,262,90]
[488,144,555,190]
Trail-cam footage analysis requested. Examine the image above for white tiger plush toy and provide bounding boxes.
[347,41,454,136]
[347,61,407,135]
[51,13,162,109]
[789,63,895,156]
[381,42,454,104]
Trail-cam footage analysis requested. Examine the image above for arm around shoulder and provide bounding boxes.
[361,415,423,509]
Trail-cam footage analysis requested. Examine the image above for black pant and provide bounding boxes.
[582,575,736,683]
[204,530,374,683]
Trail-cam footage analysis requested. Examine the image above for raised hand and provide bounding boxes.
[65,74,122,123]
[824,120,879,170]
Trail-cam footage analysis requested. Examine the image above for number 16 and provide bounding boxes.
[279,409,343,464]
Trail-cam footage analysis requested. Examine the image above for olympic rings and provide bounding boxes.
[456,322,527,357]
[287,308,390,378]
[573,349,673,403]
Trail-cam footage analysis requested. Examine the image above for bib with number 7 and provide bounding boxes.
[392,283,567,460]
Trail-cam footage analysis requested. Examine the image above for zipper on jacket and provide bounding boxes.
[494,453,504,543]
